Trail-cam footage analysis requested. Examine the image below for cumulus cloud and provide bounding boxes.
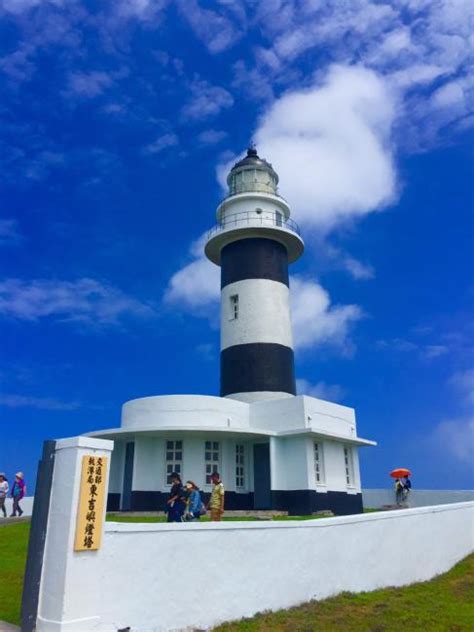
[0,278,154,325]
[164,233,220,309]
[220,65,397,231]
[290,276,363,352]
[67,71,113,98]
[296,378,345,403]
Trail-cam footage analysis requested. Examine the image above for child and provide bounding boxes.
[0,473,8,518]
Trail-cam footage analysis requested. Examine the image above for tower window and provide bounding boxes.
[314,442,325,485]
[344,446,354,487]
[205,441,220,485]
[275,211,283,227]
[230,294,239,320]
[165,440,183,485]
[235,444,245,489]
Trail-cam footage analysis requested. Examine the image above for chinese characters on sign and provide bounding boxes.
[74,455,108,551]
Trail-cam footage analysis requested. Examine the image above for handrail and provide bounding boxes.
[207,210,301,240]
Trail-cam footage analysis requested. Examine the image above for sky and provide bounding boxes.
[0,0,473,492]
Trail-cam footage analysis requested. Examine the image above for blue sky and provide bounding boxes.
[1,0,473,492]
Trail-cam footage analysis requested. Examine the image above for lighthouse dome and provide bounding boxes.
[227,147,279,196]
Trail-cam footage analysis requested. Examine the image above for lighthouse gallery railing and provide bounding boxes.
[207,210,301,239]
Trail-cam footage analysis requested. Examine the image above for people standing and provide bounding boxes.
[184,480,204,521]
[394,478,403,506]
[10,472,26,517]
[0,473,8,518]
[165,472,186,523]
[208,472,225,522]
[402,475,412,503]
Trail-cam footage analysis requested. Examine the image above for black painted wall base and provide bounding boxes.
[108,490,362,516]
[272,490,363,516]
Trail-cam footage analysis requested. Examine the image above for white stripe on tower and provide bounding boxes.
[221,279,293,351]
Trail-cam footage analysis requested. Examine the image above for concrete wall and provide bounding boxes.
[363,488,474,508]
[33,437,474,632]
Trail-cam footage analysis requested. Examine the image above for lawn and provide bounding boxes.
[0,522,29,626]
[105,513,323,523]
[1,521,472,631]
[214,554,474,631]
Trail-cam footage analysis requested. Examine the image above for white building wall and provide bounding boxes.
[221,279,293,350]
[121,395,250,431]
[323,440,360,493]
[270,436,312,490]
[108,440,125,494]
[133,438,163,491]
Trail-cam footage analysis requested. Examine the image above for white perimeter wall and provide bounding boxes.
[364,489,474,508]
[34,437,474,632]
[99,503,473,632]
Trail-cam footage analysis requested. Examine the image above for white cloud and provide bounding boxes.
[449,369,474,405]
[164,256,220,309]
[145,133,179,154]
[0,393,80,410]
[0,219,22,245]
[197,129,228,145]
[0,278,154,324]
[181,79,233,120]
[431,417,474,465]
[342,256,375,281]
[67,71,113,98]
[222,65,397,231]
[290,276,363,352]
[296,378,345,403]
[176,0,244,53]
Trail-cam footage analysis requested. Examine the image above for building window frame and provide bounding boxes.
[165,440,183,485]
[344,445,354,487]
[313,441,325,485]
[235,444,245,489]
[205,441,220,486]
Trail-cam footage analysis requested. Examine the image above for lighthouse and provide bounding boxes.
[205,147,304,402]
[90,146,375,516]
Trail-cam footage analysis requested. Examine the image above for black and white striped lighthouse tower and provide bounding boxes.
[205,147,304,402]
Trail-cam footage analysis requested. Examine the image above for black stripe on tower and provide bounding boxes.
[221,238,289,288]
[221,343,296,397]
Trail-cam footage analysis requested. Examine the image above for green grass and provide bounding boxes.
[214,554,474,632]
[1,521,472,631]
[0,522,29,626]
[105,513,324,523]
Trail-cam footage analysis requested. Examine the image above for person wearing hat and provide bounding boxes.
[10,472,26,517]
[0,473,8,518]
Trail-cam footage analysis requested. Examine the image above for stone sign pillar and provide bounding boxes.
[36,436,114,632]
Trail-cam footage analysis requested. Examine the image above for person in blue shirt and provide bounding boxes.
[184,480,204,521]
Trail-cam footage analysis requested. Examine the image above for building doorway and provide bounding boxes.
[121,441,135,511]
[253,443,271,509]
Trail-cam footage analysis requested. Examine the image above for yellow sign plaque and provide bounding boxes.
[74,455,108,551]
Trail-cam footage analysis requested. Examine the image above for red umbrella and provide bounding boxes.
[390,468,411,478]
